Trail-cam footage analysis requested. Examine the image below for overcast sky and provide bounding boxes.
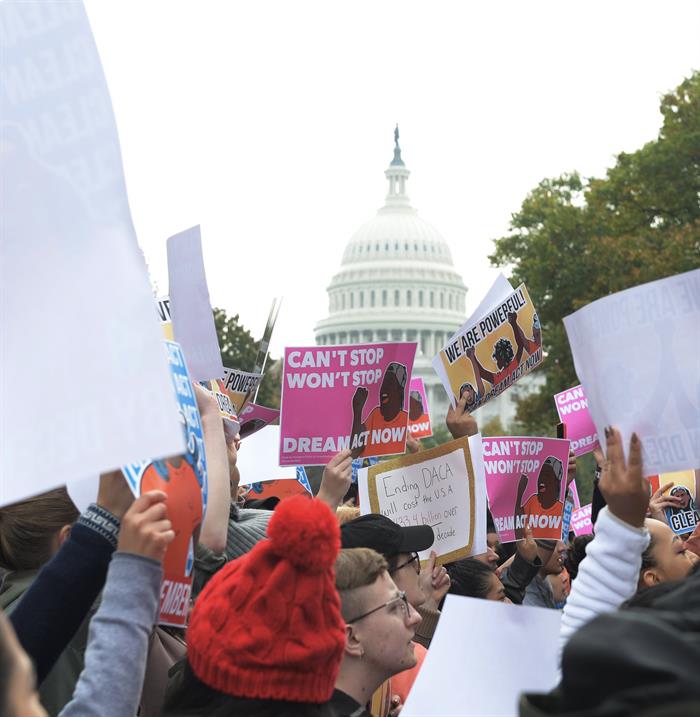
[86,0,699,358]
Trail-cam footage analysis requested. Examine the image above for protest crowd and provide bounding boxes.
[2,4,700,717]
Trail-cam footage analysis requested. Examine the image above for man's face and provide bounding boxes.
[380,371,404,420]
[537,464,560,505]
[390,552,425,607]
[539,540,566,576]
[350,572,422,678]
[674,489,691,511]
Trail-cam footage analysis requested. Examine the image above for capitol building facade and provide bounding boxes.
[314,132,517,427]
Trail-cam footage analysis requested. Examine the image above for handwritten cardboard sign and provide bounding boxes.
[563,269,700,476]
[571,504,593,536]
[122,341,207,627]
[280,343,417,466]
[483,437,570,543]
[434,284,543,411]
[554,384,599,457]
[361,438,475,564]
[408,377,433,439]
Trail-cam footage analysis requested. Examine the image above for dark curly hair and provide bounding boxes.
[492,338,514,366]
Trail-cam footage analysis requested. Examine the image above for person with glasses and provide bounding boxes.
[330,548,422,717]
[340,514,446,647]
[339,514,447,714]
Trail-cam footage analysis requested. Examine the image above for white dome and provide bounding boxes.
[342,209,455,265]
[314,131,468,424]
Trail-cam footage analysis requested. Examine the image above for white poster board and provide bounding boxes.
[236,426,298,486]
[167,225,225,382]
[402,595,560,717]
[564,269,700,476]
[0,1,184,507]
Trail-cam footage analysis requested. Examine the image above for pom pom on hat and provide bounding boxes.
[187,496,345,703]
[268,494,340,572]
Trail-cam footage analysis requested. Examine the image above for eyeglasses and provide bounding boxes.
[347,590,410,624]
[389,552,421,576]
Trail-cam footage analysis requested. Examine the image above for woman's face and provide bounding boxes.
[644,519,693,585]
[1,616,47,717]
[485,573,512,603]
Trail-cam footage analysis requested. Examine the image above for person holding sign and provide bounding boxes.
[350,362,409,458]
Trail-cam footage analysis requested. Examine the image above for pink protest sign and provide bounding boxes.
[239,403,280,440]
[483,437,570,543]
[554,384,599,457]
[408,377,433,439]
[280,343,417,466]
[571,504,593,536]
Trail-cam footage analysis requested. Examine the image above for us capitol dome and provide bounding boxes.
[315,128,516,426]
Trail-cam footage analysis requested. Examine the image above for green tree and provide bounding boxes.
[490,71,700,438]
[213,308,281,408]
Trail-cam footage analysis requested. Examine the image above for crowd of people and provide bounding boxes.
[1,385,699,716]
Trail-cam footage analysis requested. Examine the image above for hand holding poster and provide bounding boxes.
[122,341,207,626]
[554,384,599,457]
[483,437,570,543]
[360,438,475,564]
[650,469,700,535]
[280,343,417,466]
[563,269,700,476]
[408,377,433,438]
[434,284,543,411]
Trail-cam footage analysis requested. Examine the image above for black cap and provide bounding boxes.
[340,513,434,560]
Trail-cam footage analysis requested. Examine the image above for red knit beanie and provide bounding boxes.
[187,495,345,703]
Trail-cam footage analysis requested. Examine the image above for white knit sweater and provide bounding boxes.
[559,506,650,660]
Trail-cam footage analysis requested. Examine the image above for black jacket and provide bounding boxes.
[520,566,700,716]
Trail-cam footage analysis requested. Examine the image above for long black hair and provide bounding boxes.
[447,558,494,600]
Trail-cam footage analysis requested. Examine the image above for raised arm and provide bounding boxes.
[559,428,650,659]
[194,383,231,553]
[10,472,133,684]
[59,491,175,717]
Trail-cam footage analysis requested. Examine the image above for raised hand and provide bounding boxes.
[446,394,478,439]
[117,491,175,562]
[516,524,538,563]
[596,427,648,528]
[418,550,451,610]
[648,481,681,522]
[317,449,353,510]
